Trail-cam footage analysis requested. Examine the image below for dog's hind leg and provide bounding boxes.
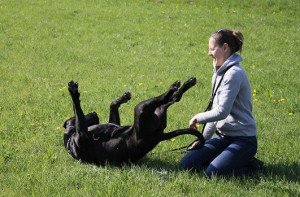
[140,77,195,117]
[133,81,181,135]
[171,77,197,103]
[154,77,197,120]
[135,81,181,116]
[152,77,197,131]
[68,81,88,137]
[109,92,131,125]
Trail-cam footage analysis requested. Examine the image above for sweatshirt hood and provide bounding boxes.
[214,53,243,75]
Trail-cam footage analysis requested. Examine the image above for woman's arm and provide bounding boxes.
[191,69,242,124]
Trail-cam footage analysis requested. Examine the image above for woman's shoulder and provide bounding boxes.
[226,64,244,76]
[222,65,246,83]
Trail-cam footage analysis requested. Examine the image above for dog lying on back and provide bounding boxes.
[63,78,204,165]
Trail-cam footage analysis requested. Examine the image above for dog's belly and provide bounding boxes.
[100,138,131,162]
[84,125,133,164]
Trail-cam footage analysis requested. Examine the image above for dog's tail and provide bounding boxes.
[157,128,205,152]
[160,128,205,144]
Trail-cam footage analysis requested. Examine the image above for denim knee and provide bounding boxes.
[204,165,219,178]
[179,158,194,171]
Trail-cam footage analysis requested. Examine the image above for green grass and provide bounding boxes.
[0,0,299,196]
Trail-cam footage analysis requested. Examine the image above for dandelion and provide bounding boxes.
[252,89,257,97]
[138,83,143,86]
[171,138,176,142]
[278,97,285,103]
[59,86,67,91]
[56,126,61,130]
[288,112,293,116]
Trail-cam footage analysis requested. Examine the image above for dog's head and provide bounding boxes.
[62,117,76,148]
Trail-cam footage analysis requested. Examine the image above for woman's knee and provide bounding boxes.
[179,156,195,170]
[204,165,219,178]
[179,151,204,171]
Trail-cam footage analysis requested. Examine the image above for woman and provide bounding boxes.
[180,29,263,178]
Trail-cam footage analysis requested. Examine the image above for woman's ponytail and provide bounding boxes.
[212,29,244,54]
[232,30,244,53]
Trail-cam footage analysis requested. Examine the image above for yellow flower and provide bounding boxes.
[171,138,176,142]
[278,97,285,103]
[288,112,293,116]
[138,83,143,86]
[252,89,257,97]
[59,86,67,91]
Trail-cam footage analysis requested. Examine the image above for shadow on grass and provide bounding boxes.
[265,162,300,182]
[136,156,181,172]
[136,157,300,182]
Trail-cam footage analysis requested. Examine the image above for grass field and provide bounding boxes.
[0,0,299,196]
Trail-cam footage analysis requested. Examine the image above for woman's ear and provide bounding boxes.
[223,43,230,52]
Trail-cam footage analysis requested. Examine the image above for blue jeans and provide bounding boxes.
[180,136,258,178]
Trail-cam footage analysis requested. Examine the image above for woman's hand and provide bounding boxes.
[189,117,198,130]
[187,139,204,151]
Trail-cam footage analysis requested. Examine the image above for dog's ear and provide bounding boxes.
[63,121,67,129]
[63,116,75,128]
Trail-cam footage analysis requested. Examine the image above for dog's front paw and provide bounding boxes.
[68,81,79,96]
[122,92,132,102]
[112,91,132,107]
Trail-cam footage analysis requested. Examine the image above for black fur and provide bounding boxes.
[63,77,204,165]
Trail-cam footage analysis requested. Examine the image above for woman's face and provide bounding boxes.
[208,37,230,68]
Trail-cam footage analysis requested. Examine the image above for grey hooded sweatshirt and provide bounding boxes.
[194,54,257,140]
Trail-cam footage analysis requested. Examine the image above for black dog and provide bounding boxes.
[63,77,205,165]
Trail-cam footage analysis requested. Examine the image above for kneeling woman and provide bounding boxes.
[180,29,263,178]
